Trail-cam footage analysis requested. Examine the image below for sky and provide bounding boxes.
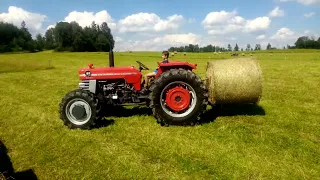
[0,0,319,51]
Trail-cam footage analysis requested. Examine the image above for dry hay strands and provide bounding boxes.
[206,58,263,104]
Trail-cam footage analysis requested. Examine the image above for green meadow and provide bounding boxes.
[0,50,319,179]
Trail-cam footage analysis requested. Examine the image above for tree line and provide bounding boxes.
[1,20,320,53]
[168,43,263,52]
[168,37,320,52]
[0,20,115,53]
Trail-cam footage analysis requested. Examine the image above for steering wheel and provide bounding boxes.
[136,61,149,70]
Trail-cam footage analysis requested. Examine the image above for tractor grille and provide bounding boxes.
[79,80,90,90]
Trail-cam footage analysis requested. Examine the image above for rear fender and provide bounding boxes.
[155,61,197,78]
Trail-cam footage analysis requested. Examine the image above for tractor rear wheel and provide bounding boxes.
[149,68,208,126]
[59,89,98,130]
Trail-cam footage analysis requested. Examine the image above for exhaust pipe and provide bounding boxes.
[109,49,114,67]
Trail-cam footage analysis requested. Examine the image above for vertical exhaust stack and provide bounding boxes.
[109,49,114,67]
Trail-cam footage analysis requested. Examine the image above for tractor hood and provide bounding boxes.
[78,64,141,80]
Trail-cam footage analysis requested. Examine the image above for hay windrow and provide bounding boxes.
[206,58,263,104]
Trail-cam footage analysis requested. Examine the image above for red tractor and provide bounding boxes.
[59,50,208,129]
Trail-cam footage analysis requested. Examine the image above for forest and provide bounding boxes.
[0,20,320,53]
[0,21,114,53]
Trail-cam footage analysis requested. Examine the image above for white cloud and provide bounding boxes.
[270,27,297,40]
[198,36,225,47]
[3,6,315,51]
[201,11,245,35]
[265,28,319,48]
[63,10,116,30]
[155,33,201,46]
[117,13,185,33]
[114,33,203,51]
[279,0,320,5]
[0,6,47,36]
[46,10,117,31]
[46,25,55,30]
[302,30,319,38]
[114,33,229,51]
[268,6,285,17]
[266,28,318,48]
[243,17,271,33]
[256,35,266,40]
[114,36,123,42]
[201,10,271,35]
[49,11,185,34]
[304,12,315,17]
[202,10,239,25]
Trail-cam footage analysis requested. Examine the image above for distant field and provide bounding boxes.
[0,50,320,179]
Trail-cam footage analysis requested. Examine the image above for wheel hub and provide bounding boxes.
[165,86,191,112]
[71,105,87,119]
[65,98,92,125]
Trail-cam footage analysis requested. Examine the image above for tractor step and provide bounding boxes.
[138,95,148,99]
[119,102,146,106]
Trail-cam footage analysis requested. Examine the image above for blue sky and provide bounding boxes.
[0,0,319,51]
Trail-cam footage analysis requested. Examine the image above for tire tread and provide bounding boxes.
[148,68,208,126]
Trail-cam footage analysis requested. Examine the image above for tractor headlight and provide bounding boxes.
[85,71,91,77]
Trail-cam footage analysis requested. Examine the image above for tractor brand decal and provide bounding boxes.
[85,71,91,77]
[80,72,138,77]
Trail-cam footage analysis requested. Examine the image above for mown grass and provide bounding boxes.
[0,50,319,179]
[0,52,54,73]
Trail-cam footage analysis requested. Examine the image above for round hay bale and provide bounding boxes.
[206,58,262,104]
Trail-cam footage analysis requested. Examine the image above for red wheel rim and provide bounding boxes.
[165,86,191,112]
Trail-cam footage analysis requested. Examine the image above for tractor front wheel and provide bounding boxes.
[59,89,98,130]
[149,68,208,126]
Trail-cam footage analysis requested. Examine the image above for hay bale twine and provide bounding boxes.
[206,58,262,104]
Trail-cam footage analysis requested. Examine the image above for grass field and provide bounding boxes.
[0,50,320,179]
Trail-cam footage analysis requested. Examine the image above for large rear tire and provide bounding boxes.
[148,68,208,126]
[59,89,99,130]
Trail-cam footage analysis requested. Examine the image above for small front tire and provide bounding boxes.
[59,89,98,130]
